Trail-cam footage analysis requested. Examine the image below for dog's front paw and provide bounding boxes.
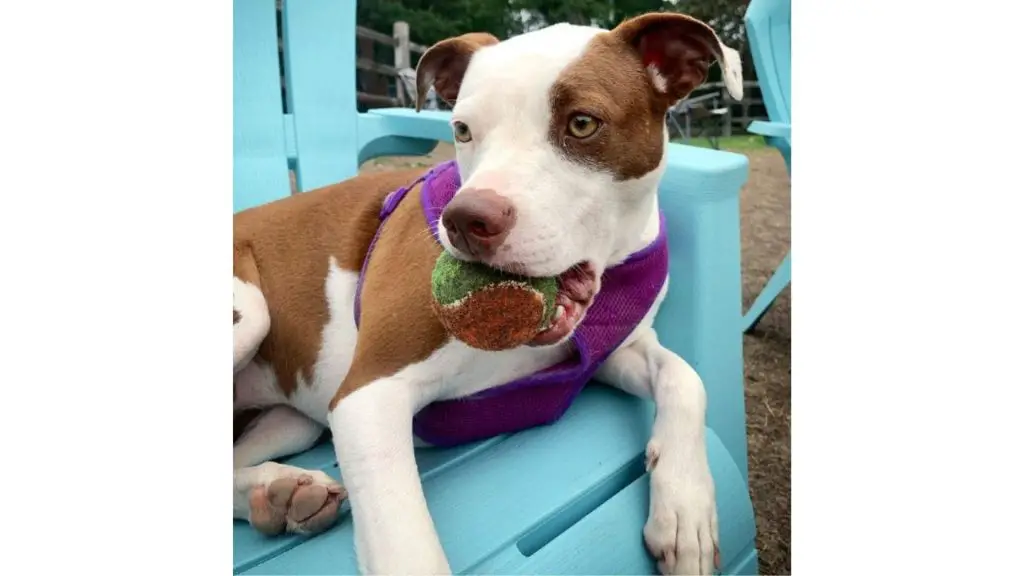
[644,439,719,576]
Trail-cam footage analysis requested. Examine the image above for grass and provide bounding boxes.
[671,134,768,151]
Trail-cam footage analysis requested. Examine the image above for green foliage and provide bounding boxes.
[510,0,667,30]
[357,0,520,48]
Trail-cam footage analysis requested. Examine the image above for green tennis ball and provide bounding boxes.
[430,251,558,351]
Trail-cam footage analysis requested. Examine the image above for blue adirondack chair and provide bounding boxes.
[233,1,759,573]
[742,0,792,333]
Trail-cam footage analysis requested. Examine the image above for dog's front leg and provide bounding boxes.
[329,371,450,575]
[595,327,718,576]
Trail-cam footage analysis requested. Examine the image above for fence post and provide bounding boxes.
[393,21,411,106]
[358,36,385,106]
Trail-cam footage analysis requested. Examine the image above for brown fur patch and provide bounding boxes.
[432,284,546,351]
[329,180,450,411]
[548,13,726,180]
[234,309,241,324]
[415,32,500,110]
[233,168,426,397]
[614,13,725,103]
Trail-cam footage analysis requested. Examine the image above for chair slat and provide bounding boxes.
[233,0,291,212]
[281,0,359,191]
[769,14,791,123]
[746,0,791,126]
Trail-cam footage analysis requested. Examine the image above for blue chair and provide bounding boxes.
[742,0,791,333]
[234,1,758,573]
[233,0,448,212]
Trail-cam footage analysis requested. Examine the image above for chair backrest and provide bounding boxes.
[233,0,360,213]
[744,0,791,125]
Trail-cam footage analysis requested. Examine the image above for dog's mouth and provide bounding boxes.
[528,262,598,347]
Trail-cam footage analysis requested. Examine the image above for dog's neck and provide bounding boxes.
[606,191,661,270]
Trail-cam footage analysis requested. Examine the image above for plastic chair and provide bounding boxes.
[233,0,447,212]
[233,1,758,573]
[742,0,792,333]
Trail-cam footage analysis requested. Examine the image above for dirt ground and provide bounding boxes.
[359,143,792,575]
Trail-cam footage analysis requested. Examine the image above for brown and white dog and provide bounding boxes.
[233,12,742,576]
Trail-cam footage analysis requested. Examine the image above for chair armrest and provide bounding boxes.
[655,144,750,473]
[661,141,749,194]
[746,120,790,139]
[363,107,454,143]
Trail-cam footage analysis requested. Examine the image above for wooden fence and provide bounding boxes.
[353,23,768,133]
[355,22,426,109]
[271,7,425,111]
[685,80,766,136]
[271,2,768,130]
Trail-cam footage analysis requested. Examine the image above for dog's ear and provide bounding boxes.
[611,12,743,105]
[415,32,500,111]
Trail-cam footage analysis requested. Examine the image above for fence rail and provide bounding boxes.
[356,25,427,54]
[686,80,766,135]
[355,22,423,108]
[356,23,768,132]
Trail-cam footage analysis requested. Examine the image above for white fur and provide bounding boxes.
[593,283,718,575]
[719,43,744,100]
[328,370,446,574]
[234,404,324,469]
[438,23,665,278]
[233,259,360,424]
[292,258,361,424]
[233,277,269,371]
[233,18,733,576]
[233,461,338,521]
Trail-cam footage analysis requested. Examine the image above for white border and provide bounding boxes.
[797,0,1022,573]
[3,0,229,572]
[2,0,1022,573]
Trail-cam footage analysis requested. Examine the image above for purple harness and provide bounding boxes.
[354,160,669,447]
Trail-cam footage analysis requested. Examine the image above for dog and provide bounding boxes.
[233,11,743,575]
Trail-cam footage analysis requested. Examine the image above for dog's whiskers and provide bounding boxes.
[411,219,441,244]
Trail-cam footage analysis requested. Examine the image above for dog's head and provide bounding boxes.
[416,13,742,345]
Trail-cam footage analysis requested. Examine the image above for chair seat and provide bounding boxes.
[233,385,757,575]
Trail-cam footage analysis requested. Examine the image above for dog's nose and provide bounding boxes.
[441,188,517,259]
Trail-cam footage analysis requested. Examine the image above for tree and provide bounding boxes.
[510,0,665,30]
[357,0,520,48]
[667,0,750,51]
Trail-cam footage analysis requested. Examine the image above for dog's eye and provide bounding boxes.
[452,121,473,143]
[567,114,600,139]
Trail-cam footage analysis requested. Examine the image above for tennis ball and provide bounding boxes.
[430,251,558,351]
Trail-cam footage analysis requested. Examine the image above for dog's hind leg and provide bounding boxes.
[234,244,269,372]
[234,404,325,469]
[234,461,347,536]
[233,406,346,536]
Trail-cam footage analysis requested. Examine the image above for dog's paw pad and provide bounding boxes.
[249,471,347,536]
